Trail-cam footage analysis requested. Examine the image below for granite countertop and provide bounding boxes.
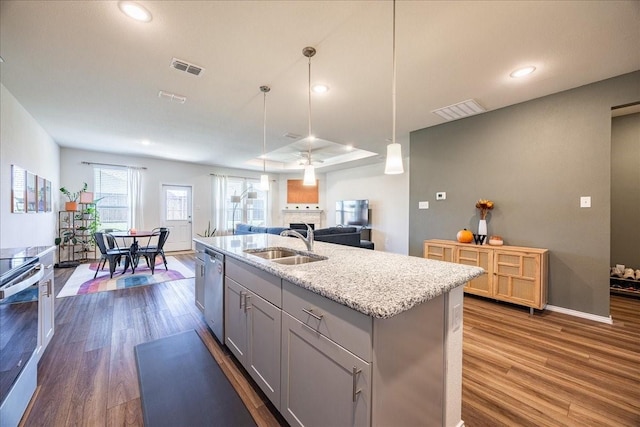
[0,245,56,259]
[194,235,483,319]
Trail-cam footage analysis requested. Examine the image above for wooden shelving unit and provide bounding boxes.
[56,204,96,267]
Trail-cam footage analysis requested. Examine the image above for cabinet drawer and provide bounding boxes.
[226,258,281,307]
[282,280,372,362]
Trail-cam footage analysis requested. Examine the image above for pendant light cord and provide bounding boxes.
[263,90,267,173]
[392,0,396,146]
[307,54,312,165]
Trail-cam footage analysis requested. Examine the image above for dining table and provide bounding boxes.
[109,230,159,267]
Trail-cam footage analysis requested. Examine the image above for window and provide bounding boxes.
[226,178,267,231]
[94,167,129,230]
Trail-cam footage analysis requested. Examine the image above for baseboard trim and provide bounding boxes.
[545,305,613,324]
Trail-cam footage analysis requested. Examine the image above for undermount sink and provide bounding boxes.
[271,255,324,265]
[246,248,297,260]
[244,247,327,265]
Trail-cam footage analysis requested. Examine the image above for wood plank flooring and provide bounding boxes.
[20,255,640,426]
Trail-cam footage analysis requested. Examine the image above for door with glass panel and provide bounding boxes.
[161,185,192,251]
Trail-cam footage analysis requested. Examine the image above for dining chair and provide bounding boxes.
[94,232,136,278]
[139,227,169,269]
[137,228,170,274]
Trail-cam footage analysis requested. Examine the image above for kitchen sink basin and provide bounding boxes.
[244,248,327,265]
[245,248,297,260]
[271,255,325,265]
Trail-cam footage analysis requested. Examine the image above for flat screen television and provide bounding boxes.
[336,199,369,226]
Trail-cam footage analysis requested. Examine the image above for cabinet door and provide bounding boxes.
[37,264,55,360]
[195,257,205,312]
[456,247,493,297]
[423,241,455,262]
[246,291,282,408]
[493,251,542,308]
[224,278,247,362]
[281,312,370,427]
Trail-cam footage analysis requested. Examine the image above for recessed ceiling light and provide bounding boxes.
[141,139,151,146]
[345,144,354,151]
[118,1,152,23]
[510,66,536,78]
[312,84,329,94]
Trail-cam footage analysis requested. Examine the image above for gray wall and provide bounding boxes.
[409,71,640,317]
[611,112,640,269]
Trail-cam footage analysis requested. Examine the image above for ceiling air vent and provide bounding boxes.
[170,58,204,77]
[283,132,302,140]
[158,90,186,104]
[432,99,486,121]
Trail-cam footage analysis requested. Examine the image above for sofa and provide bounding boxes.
[234,224,289,236]
[234,224,373,249]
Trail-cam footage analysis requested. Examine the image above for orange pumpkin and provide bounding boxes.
[457,228,473,243]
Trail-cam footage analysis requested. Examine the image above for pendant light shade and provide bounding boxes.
[384,0,404,175]
[303,164,316,185]
[302,46,317,187]
[384,142,404,174]
[259,85,270,191]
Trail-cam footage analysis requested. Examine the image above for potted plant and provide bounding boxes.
[60,182,88,211]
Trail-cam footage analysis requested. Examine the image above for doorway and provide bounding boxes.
[610,102,640,311]
[161,184,193,252]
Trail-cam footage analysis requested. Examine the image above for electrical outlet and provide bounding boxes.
[436,192,446,201]
[580,196,591,208]
[418,201,429,209]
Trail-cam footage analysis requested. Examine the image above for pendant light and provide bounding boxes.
[302,46,317,186]
[259,85,270,191]
[384,0,404,175]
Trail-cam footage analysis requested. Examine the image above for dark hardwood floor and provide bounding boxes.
[21,255,640,426]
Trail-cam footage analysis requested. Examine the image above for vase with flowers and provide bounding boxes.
[475,199,494,244]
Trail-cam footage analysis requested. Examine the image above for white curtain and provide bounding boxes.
[212,175,230,235]
[128,168,143,229]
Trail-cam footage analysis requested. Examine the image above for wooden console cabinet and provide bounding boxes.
[424,240,548,313]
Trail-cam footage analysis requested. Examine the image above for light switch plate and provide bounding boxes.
[418,201,429,209]
[580,196,591,208]
[436,192,446,200]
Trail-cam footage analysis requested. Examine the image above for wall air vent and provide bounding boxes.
[170,58,204,76]
[432,99,486,121]
[158,90,186,104]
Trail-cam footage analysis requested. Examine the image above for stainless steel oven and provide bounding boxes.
[0,256,41,427]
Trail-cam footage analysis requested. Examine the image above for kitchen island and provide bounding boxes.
[194,234,483,427]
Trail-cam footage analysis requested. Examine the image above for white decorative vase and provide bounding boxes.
[478,219,487,237]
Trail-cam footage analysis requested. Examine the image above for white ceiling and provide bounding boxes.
[1,1,639,173]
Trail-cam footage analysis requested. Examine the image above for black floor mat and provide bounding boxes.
[134,329,256,427]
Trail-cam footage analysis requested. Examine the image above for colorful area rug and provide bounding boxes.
[57,256,194,298]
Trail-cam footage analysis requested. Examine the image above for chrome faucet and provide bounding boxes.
[280,224,314,251]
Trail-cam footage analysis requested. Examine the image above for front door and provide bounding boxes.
[161,184,192,252]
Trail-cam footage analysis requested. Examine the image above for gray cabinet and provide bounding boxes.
[36,250,55,361]
[281,312,370,427]
[224,259,282,407]
[194,245,205,313]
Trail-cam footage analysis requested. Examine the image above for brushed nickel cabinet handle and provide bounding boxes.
[352,366,362,402]
[239,291,245,309]
[302,307,323,321]
[244,294,251,312]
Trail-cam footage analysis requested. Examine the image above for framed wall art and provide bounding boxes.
[37,175,46,212]
[11,165,26,213]
[26,172,36,213]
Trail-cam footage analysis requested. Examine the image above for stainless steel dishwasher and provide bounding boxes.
[204,248,224,342]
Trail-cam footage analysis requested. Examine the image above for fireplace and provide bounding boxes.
[282,209,323,230]
[290,223,315,230]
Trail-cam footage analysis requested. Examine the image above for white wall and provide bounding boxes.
[60,148,283,246]
[1,84,60,248]
[326,159,410,254]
